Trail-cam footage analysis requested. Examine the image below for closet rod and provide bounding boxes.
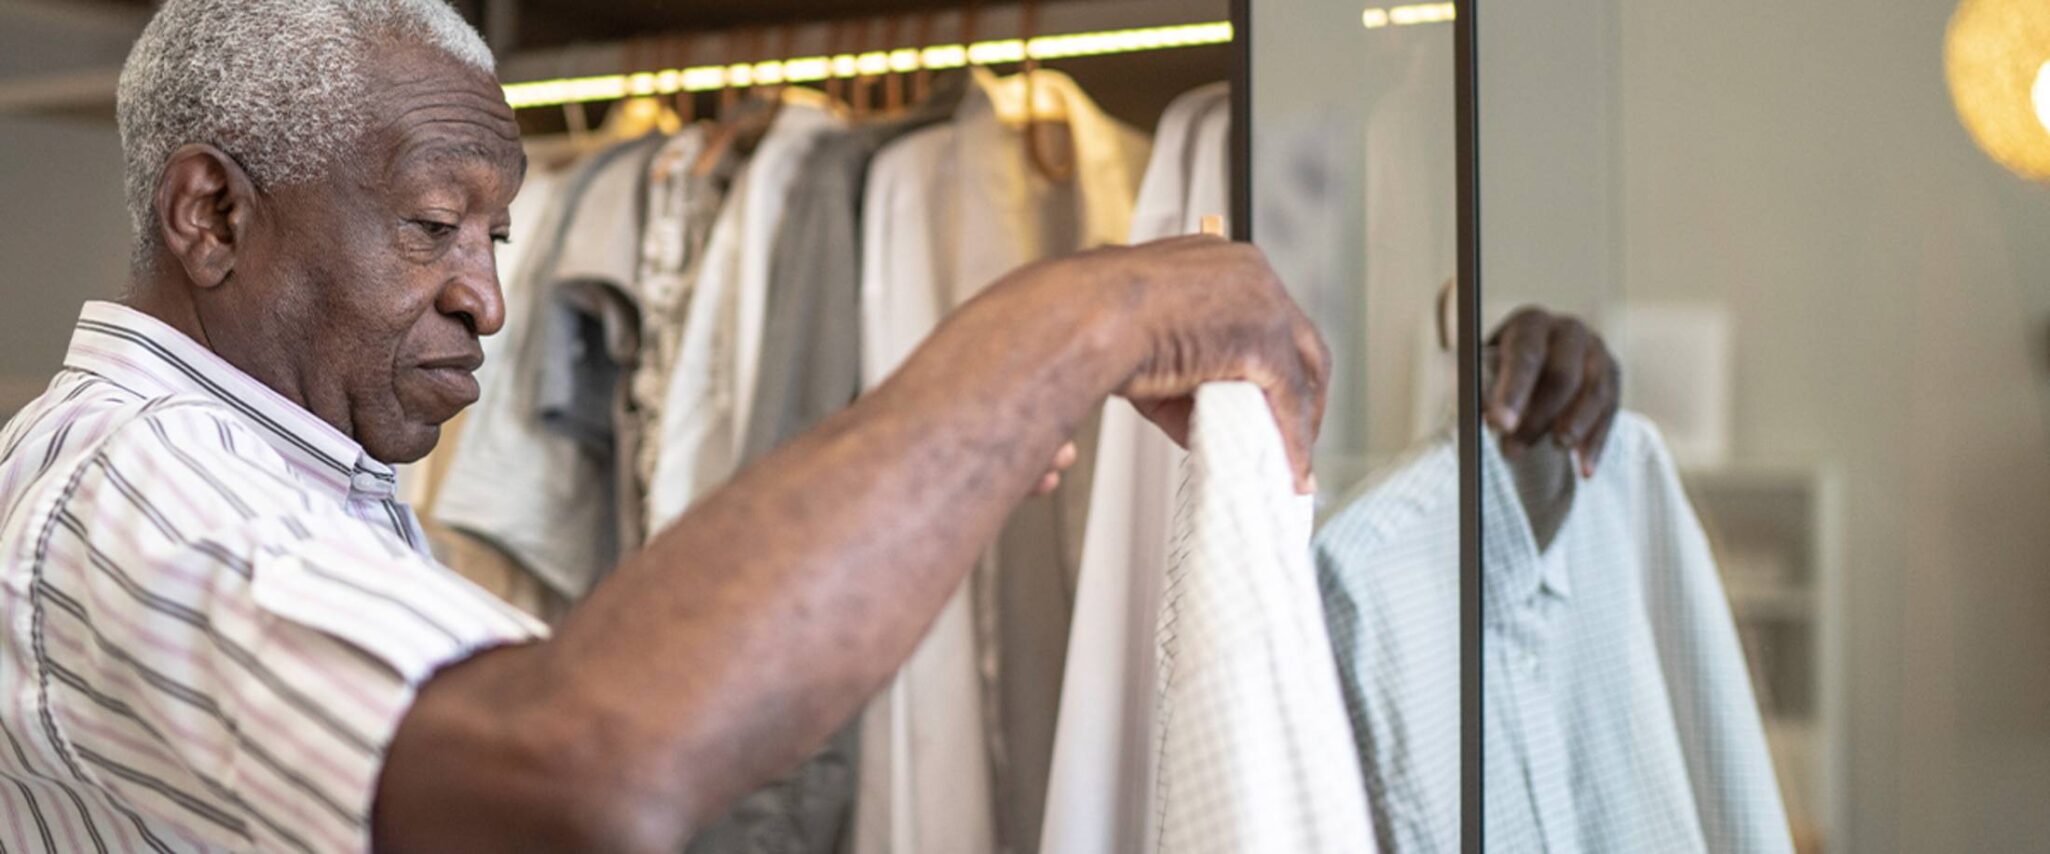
[502,20,1233,109]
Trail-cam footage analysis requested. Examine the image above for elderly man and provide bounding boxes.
[0,1,1617,852]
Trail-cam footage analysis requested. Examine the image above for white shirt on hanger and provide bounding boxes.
[1038,82,1228,854]
[853,66,1150,854]
[646,93,842,529]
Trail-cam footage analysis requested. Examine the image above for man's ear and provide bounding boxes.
[152,144,259,290]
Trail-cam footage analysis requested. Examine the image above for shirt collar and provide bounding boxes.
[64,301,399,501]
[1480,429,1573,619]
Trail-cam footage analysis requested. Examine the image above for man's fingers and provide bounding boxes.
[1578,406,1616,478]
[1261,361,1320,495]
[1051,441,1079,472]
[1032,471,1062,496]
[1510,322,1589,446]
[1487,313,1548,433]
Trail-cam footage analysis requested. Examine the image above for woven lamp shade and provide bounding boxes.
[1946,0,2050,182]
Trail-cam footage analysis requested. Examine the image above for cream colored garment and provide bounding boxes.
[853,68,1149,854]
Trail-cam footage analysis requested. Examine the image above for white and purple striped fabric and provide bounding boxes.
[0,301,546,853]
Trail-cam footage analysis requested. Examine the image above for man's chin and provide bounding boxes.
[363,421,443,466]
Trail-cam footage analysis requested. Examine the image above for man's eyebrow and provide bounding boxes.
[401,140,522,169]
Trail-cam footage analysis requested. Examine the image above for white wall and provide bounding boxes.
[1481,0,2050,849]
[0,113,130,417]
[0,0,142,418]
[1613,3,2050,848]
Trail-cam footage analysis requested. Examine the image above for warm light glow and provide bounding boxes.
[1388,2,1456,26]
[1944,0,2050,182]
[921,44,968,69]
[968,39,1027,65]
[1362,3,1453,30]
[681,66,725,92]
[501,22,1237,109]
[783,57,830,83]
[2035,60,2050,135]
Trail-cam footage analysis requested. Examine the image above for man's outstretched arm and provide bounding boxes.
[373,237,1329,853]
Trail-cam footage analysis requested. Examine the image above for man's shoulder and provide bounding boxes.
[0,374,298,547]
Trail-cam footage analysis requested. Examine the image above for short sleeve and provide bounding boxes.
[19,402,543,852]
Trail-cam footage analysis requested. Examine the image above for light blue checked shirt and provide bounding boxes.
[1314,413,1792,853]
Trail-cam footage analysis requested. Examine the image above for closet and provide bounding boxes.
[415,0,1808,851]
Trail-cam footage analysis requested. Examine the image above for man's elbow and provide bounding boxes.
[375,652,697,852]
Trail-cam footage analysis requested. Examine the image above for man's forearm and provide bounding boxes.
[379,256,1138,851]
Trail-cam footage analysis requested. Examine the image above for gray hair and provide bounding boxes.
[116,0,496,260]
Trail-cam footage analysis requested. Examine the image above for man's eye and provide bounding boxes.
[491,232,512,245]
[413,219,458,238]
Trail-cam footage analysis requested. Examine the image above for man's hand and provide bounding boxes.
[1485,306,1621,476]
[1033,441,1079,495]
[1098,236,1331,493]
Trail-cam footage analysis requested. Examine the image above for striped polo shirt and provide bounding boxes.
[0,302,546,852]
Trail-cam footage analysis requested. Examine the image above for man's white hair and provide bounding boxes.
[116,0,496,258]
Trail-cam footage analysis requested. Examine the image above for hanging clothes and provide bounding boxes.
[1314,414,1793,853]
[630,123,737,523]
[1149,383,1376,854]
[645,89,844,528]
[434,135,664,601]
[742,73,969,462]
[853,66,1150,854]
[1038,82,1229,854]
[403,164,570,621]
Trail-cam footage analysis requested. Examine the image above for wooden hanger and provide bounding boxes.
[912,11,938,104]
[882,15,907,115]
[1019,0,1075,183]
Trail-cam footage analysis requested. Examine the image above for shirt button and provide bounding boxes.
[350,472,386,495]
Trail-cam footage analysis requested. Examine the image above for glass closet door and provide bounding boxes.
[1244,0,1464,850]
[1473,0,2050,850]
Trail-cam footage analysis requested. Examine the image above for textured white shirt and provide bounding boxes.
[1149,383,1376,854]
[1039,83,1230,854]
[1315,414,1792,853]
[0,302,544,853]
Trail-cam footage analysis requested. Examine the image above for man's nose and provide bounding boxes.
[438,244,506,338]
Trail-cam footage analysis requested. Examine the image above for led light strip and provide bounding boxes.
[1361,2,1456,29]
[502,21,1234,109]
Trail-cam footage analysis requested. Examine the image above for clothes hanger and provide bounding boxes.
[670,33,698,126]
[1019,0,1075,183]
[912,11,937,104]
[850,17,876,121]
[882,15,907,115]
[825,19,849,106]
[585,39,683,144]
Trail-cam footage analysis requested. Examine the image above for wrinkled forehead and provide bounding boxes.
[358,40,525,189]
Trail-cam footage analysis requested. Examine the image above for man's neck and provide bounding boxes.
[124,269,213,352]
